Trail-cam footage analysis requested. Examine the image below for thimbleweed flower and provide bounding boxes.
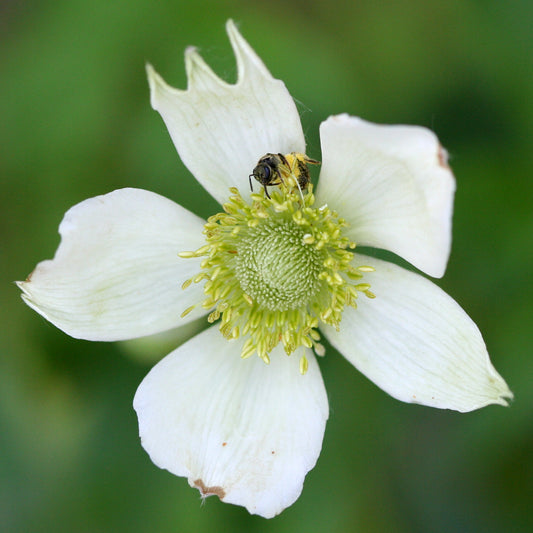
[18,21,512,518]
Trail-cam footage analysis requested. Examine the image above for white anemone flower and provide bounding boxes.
[18,21,512,518]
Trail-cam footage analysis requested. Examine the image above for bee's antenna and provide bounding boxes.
[249,174,254,192]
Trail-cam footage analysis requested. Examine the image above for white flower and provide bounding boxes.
[18,20,512,519]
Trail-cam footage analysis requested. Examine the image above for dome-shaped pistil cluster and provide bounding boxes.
[179,185,375,373]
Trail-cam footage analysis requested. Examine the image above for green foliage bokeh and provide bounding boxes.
[1,1,531,532]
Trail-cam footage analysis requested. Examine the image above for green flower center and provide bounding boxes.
[234,219,323,312]
[179,185,374,373]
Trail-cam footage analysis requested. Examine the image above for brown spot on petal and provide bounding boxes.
[437,144,450,169]
[193,479,226,500]
[21,268,35,283]
[222,442,227,447]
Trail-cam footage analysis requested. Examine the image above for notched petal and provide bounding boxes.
[146,20,306,205]
[184,46,227,91]
[226,19,271,82]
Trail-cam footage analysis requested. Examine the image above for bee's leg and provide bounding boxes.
[270,157,288,190]
[278,153,290,167]
[296,159,310,186]
[288,158,305,201]
[277,154,291,178]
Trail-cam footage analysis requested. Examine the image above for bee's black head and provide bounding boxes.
[249,154,280,198]
[252,162,273,185]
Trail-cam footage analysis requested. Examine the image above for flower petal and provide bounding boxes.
[133,326,328,518]
[316,114,455,278]
[18,188,207,341]
[322,254,512,412]
[147,20,306,204]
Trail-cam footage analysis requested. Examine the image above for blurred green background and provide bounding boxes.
[1,1,531,532]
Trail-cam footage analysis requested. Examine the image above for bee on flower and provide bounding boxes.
[18,21,512,518]
[249,152,319,198]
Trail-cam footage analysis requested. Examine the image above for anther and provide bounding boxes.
[299,355,309,375]
[178,251,197,258]
[181,305,196,318]
[314,343,326,357]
